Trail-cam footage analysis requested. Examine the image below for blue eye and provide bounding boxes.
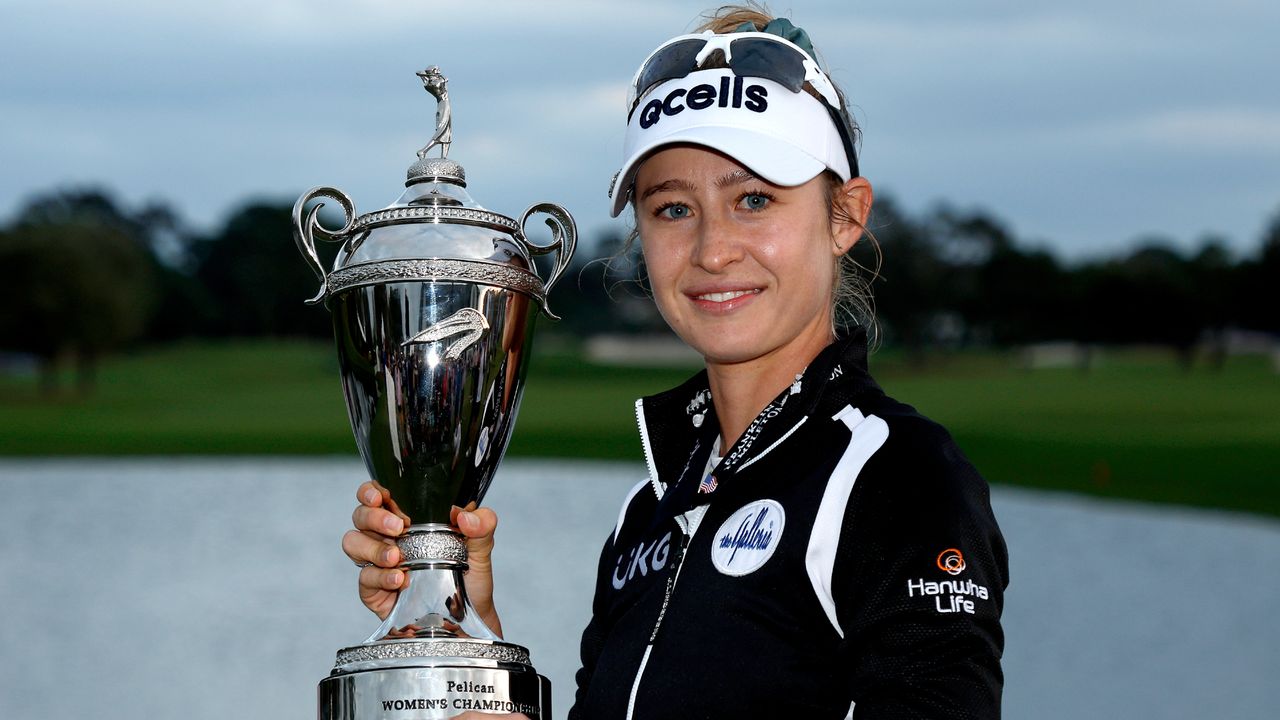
[739,193,772,211]
[658,203,690,219]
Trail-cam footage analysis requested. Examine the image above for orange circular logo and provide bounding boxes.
[936,548,966,575]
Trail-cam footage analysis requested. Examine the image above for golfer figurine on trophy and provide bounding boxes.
[293,65,576,720]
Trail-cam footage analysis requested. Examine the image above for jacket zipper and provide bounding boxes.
[634,399,665,503]
[625,528,693,720]
[628,397,699,719]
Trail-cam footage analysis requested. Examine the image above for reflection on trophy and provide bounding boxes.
[293,66,576,720]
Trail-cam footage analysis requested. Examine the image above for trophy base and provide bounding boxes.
[319,638,549,720]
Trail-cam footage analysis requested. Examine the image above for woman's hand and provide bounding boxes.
[342,481,504,637]
[342,482,406,619]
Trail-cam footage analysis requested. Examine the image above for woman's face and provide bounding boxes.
[634,145,851,369]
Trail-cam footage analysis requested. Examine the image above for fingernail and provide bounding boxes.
[458,512,477,531]
[381,547,396,565]
[383,516,402,534]
[363,488,378,504]
[387,570,403,588]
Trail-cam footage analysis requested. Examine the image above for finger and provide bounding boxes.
[460,508,497,566]
[455,507,498,541]
[356,482,384,508]
[353,504,405,537]
[359,565,405,592]
[342,530,401,567]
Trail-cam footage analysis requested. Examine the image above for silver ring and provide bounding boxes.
[353,559,374,568]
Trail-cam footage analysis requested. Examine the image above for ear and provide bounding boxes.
[830,176,873,257]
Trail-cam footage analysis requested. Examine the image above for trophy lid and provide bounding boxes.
[345,64,520,239]
[293,66,575,318]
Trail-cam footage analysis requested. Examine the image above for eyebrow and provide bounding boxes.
[638,170,762,201]
[715,169,759,189]
[639,178,695,201]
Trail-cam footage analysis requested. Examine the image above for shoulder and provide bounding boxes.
[842,396,994,528]
[611,477,655,543]
[829,394,1008,592]
[788,385,992,527]
[798,393,1003,557]
[813,393,1008,602]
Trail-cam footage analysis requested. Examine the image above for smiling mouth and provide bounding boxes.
[694,289,761,303]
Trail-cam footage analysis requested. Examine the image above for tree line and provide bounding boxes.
[1,187,1276,391]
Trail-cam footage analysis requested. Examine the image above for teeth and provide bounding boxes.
[698,290,756,302]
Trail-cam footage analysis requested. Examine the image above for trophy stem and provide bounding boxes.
[363,525,499,643]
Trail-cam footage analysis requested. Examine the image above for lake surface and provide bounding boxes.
[1,458,1276,719]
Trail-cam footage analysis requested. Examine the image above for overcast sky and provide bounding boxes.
[3,0,1278,260]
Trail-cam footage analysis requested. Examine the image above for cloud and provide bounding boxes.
[2,0,1279,257]
[1129,108,1280,153]
[976,107,1280,157]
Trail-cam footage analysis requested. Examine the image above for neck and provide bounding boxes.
[705,332,834,449]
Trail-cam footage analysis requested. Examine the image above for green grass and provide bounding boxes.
[871,351,1280,516]
[2,340,1277,518]
[0,341,354,454]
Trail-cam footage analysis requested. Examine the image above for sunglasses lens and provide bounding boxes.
[730,39,807,93]
[635,39,707,103]
[635,36,815,103]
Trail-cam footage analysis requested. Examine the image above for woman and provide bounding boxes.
[345,6,1008,718]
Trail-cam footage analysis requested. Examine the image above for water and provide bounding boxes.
[0,458,1276,719]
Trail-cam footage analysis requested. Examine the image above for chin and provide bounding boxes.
[674,326,774,367]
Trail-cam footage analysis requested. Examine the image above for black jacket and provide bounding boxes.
[569,334,1008,719]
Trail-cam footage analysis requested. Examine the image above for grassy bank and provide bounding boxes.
[2,340,1277,518]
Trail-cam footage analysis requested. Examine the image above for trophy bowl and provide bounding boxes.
[294,66,575,720]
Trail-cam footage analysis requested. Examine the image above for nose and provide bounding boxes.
[691,210,743,273]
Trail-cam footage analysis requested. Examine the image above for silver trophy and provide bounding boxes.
[293,66,575,720]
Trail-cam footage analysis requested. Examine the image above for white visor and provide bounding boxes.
[609,69,851,217]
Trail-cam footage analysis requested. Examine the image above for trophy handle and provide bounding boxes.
[517,202,578,321]
[293,186,357,305]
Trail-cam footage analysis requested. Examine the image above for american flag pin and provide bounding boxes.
[698,474,718,494]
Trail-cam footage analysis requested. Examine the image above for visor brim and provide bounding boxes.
[609,126,828,218]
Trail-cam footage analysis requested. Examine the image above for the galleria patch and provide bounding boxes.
[711,499,785,576]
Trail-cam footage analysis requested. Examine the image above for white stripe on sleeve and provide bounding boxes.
[805,405,890,638]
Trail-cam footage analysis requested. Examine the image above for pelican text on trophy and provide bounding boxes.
[293,66,576,720]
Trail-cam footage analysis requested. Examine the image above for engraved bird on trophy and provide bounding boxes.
[293,66,575,720]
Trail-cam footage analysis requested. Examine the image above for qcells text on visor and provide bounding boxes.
[637,76,769,129]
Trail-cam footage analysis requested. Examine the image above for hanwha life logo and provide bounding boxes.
[936,548,966,576]
[711,499,785,576]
